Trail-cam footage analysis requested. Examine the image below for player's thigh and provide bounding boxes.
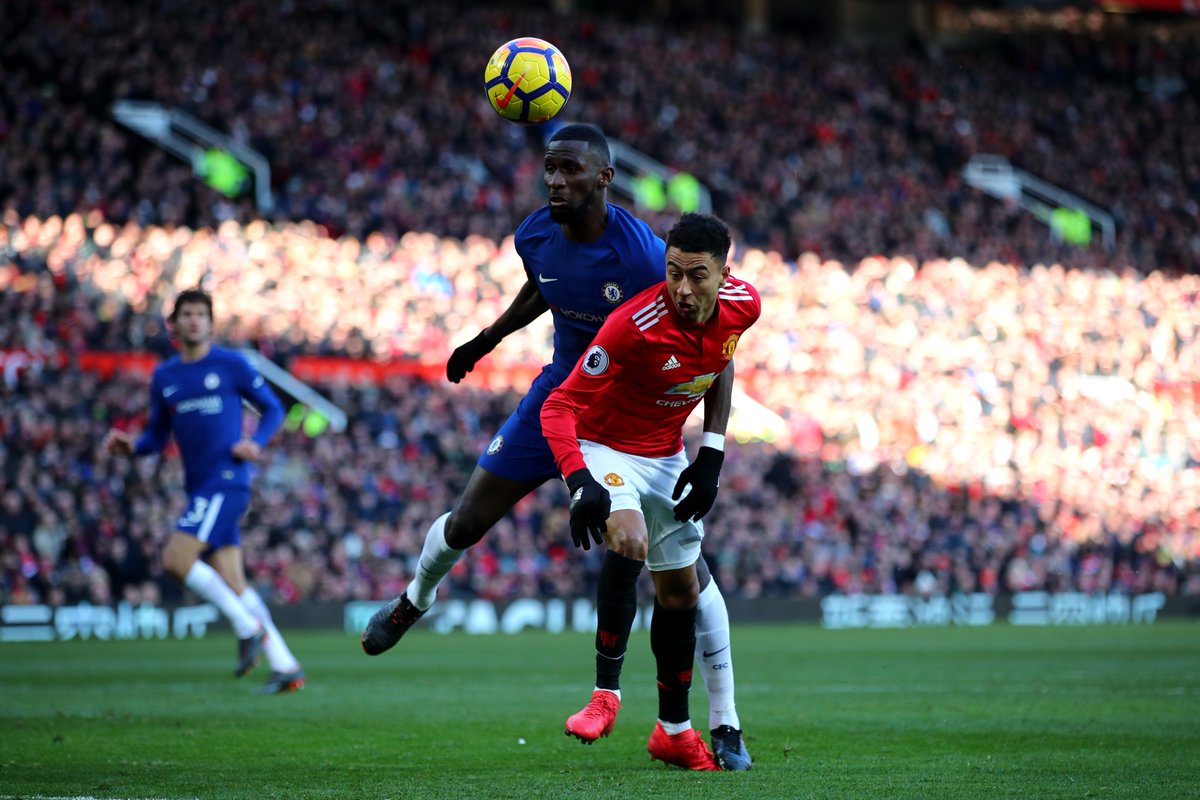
[448,465,545,547]
[578,440,653,558]
[454,404,556,546]
[161,531,208,578]
[205,546,247,594]
[629,448,704,574]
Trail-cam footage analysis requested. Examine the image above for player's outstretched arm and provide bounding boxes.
[447,277,549,383]
[672,360,733,522]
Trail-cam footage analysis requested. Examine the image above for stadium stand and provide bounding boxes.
[1,1,1197,271]
[1,216,1197,606]
[0,2,1197,608]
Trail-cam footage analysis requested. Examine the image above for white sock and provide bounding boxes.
[695,579,741,731]
[658,719,692,735]
[240,587,300,673]
[594,686,621,701]
[184,561,260,638]
[405,513,463,611]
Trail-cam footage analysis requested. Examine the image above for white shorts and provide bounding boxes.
[579,439,703,572]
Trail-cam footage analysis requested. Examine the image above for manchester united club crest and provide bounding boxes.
[604,473,625,487]
[721,333,740,360]
[602,282,623,304]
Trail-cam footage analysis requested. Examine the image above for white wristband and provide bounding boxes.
[701,432,725,452]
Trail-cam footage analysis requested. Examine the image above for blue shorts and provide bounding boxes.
[476,366,563,484]
[175,488,251,549]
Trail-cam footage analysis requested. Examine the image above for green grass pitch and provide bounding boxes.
[2,621,1197,799]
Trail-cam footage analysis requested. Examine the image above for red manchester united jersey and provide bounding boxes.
[541,276,761,476]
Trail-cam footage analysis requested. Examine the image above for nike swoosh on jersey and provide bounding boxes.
[538,274,559,283]
[702,645,729,658]
[164,386,179,396]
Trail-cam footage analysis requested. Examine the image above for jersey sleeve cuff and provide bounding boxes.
[559,451,589,477]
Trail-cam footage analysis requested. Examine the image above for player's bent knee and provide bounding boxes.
[603,512,648,561]
[607,535,647,561]
[161,533,205,582]
[161,549,195,582]
[657,585,700,609]
[443,511,489,549]
[651,566,700,609]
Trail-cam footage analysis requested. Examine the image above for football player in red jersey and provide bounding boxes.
[542,213,761,771]
[361,127,749,770]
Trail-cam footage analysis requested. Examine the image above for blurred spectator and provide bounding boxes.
[0,1,1197,272]
[1,1,1197,606]
[1,217,1197,605]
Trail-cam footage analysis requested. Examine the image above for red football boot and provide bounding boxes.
[647,722,721,771]
[564,690,621,743]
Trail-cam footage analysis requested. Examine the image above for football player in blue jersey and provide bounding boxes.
[103,289,305,694]
[361,124,750,769]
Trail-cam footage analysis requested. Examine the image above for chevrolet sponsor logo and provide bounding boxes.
[664,372,718,399]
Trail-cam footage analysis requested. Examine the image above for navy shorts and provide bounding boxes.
[476,366,564,484]
[175,488,251,549]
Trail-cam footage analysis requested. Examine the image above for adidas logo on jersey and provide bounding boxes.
[661,355,681,371]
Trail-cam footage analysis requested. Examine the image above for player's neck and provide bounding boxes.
[179,340,213,362]
[561,202,609,244]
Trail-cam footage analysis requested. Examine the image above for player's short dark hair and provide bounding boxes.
[548,123,611,165]
[666,213,732,263]
[169,288,213,321]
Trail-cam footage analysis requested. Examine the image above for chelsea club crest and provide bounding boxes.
[602,282,623,304]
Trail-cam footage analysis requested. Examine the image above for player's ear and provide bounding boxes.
[597,166,614,189]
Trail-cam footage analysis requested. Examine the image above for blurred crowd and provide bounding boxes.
[3,365,1196,611]
[1,1,1198,273]
[1,214,1197,606]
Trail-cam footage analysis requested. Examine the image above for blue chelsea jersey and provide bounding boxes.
[514,204,666,376]
[134,346,285,493]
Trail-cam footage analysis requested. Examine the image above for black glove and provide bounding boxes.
[565,468,610,550]
[672,446,724,522]
[446,330,497,383]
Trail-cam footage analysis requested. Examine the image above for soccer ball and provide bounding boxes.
[483,37,572,124]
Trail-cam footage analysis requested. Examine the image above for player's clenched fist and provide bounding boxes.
[102,429,135,456]
[564,468,610,549]
[231,438,263,462]
[446,330,498,384]
[672,446,725,522]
